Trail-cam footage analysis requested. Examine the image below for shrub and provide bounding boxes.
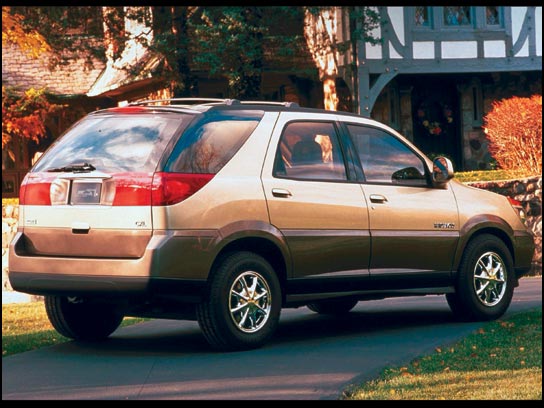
[483,95,542,175]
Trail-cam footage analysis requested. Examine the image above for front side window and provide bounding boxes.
[346,125,428,186]
[443,6,472,26]
[273,121,347,181]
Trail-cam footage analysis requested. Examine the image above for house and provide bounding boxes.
[334,6,542,171]
[5,6,539,198]
[2,7,323,198]
[1,40,111,198]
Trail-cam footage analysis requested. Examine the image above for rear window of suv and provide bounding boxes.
[33,112,189,173]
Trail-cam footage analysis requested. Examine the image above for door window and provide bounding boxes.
[273,121,347,181]
[346,125,428,186]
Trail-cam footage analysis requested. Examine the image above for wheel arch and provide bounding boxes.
[454,215,516,277]
[209,221,291,302]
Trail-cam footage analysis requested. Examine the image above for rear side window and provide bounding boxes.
[33,113,187,173]
[273,121,347,181]
[165,110,263,173]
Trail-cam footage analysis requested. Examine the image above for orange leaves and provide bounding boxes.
[2,86,62,149]
[483,94,542,175]
[499,321,515,329]
[2,7,51,58]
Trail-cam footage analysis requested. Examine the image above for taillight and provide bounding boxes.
[507,196,527,225]
[19,173,54,205]
[18,171,213,207]
[151,172,215,206]
[111,173,154,206]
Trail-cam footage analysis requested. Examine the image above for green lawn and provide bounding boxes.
[342,307,542,400]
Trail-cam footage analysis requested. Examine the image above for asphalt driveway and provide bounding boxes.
[2,276,541,400]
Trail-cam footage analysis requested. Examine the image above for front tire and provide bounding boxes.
[45,295,124,341]
[196,251,282,351]
[307,298,358,315]
[446,234,515,321]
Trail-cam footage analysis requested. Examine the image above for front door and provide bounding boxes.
[343,122,460,278]
[411,76,461,169]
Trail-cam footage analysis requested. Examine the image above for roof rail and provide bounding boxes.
[128,98,299,108]
[129,98,241,106]
[239,101,299,108]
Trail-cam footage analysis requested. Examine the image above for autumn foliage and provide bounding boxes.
[2,86,61,161]
[483,95,542,175]
[2,7,50,58]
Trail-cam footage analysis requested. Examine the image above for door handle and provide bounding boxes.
[71,221,90,234]
[272,188,292,198]
[369,194,388,204]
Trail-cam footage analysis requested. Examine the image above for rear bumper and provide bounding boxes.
[8,230,215,297]
[8,272,149,297]
[8,272,207,300]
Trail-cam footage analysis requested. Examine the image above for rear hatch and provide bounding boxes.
[18,108,193,258]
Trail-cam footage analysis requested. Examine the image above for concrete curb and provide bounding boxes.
[2,290,40,305]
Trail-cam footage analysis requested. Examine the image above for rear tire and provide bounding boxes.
[307,298,358,315]
[196,251,281,351]
[446,234,514,322]
[45,295,124,341]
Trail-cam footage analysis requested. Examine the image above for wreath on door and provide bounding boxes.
[416,102,454,136]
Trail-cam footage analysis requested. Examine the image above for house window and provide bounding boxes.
[443,6,472,26]
[485,6,501,26]
[414,7,431,27]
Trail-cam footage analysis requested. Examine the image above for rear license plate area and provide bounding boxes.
[70,180,102,205]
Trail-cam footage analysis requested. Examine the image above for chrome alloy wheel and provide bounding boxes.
[229,271,272,333]
[473,251,507,307]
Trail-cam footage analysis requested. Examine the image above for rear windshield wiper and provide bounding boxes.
[47,163,96,173]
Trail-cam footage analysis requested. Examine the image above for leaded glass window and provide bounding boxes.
[486,6,500,25]
[414,7,430,26]
[444,6,471,26]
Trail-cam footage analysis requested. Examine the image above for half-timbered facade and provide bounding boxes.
[338,6,542,170]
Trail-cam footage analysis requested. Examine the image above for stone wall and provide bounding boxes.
[2,176,542,294]
[466,176,542,275]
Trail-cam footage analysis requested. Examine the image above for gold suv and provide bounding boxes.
[9,98,534,351]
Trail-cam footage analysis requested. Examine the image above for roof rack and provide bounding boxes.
[129,98,240,106]
[128,98,299,108]
[238,101,299,108]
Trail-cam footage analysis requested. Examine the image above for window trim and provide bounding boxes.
[340,122,432,188]
[272,119,351,183]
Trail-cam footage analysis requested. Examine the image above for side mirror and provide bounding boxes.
[432,156,454,187]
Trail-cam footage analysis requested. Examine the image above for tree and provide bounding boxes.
[1,7,64,159]
[4,6,105,69]
[2,6,50,58]
[304,6,380,111]
[190,7,307,99]
[148,6,198,97]
[190,7,265,98]
[2,87,61,166]
[3,6,379,105]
